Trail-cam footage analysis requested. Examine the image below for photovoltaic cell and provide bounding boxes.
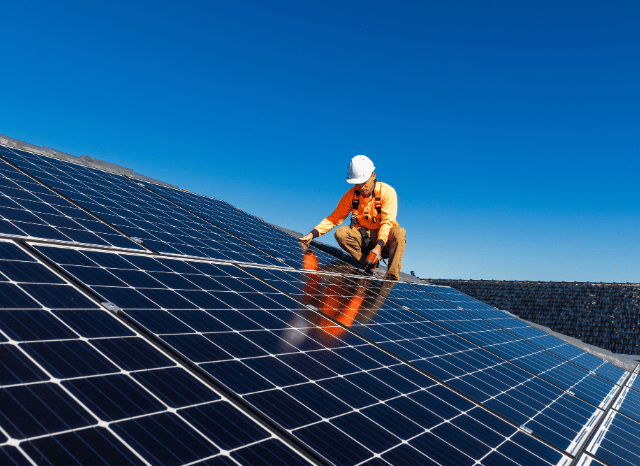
[0,147,283,267]
[35,244,571,466]
[249,266,605,455]
[415,283,627,385]
[0,239,311,466]
[139,180,359,271]
[0,151,142,250]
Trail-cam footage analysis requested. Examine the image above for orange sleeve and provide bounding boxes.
[376,184,397,246]
[312,187,354,237]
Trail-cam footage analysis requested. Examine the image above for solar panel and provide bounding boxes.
[0,239,312,465]
[415,283,627,385]
[0,150,142,250]
[32,243,572,465]
[403,284,623,398]
[248,267,615,457]
[413,284,640,466]
[0,147,284,267]
[137,180,358,271]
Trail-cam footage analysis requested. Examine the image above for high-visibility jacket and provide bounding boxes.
[312,181,399,247]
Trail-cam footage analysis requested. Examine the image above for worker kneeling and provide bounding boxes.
[299,155,406,280]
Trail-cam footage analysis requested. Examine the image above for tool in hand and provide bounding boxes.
[363,249,378,273]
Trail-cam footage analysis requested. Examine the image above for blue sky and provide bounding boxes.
[1,1,639,282]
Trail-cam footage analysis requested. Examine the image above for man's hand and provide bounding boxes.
[299,233,314,244]
[370,244,382,261]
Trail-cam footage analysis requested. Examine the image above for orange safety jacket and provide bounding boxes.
[312,181,399,247]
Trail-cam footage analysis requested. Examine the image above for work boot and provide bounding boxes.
[384,272,398,281]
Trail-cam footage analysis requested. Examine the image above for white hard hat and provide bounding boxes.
[346,155,375,184]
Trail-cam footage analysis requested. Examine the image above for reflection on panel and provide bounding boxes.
[250,266,604,456]
[576,454,609,466]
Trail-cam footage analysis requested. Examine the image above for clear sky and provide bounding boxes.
[1,1,639,282]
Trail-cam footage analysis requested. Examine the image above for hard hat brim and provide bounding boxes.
[346,175,369,184]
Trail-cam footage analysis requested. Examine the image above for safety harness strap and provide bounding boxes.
[351,181,382,223]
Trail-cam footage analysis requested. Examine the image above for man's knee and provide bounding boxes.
[335,226,348,242]
[391,227,406,242]
[335,226,355,246]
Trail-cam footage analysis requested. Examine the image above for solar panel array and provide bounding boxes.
[0,240,306,466]
[414,284,626,384]
[0,141,638,466]
[0,151,142,251]
[0,147,282,267]
[138,181,357,271]
[248,269,624,456]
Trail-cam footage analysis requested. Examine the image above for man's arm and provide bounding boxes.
[299,188,354,243]
[375,184,398,247]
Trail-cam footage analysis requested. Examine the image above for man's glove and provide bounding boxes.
[370,244,382,262]
[299,233,314,244]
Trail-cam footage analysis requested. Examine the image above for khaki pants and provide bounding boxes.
[335,225,406,279]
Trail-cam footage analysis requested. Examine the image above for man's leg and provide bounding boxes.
[335,226,365,263]
[383,226,406,280]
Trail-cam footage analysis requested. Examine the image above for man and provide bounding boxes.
[299,155,406,280]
